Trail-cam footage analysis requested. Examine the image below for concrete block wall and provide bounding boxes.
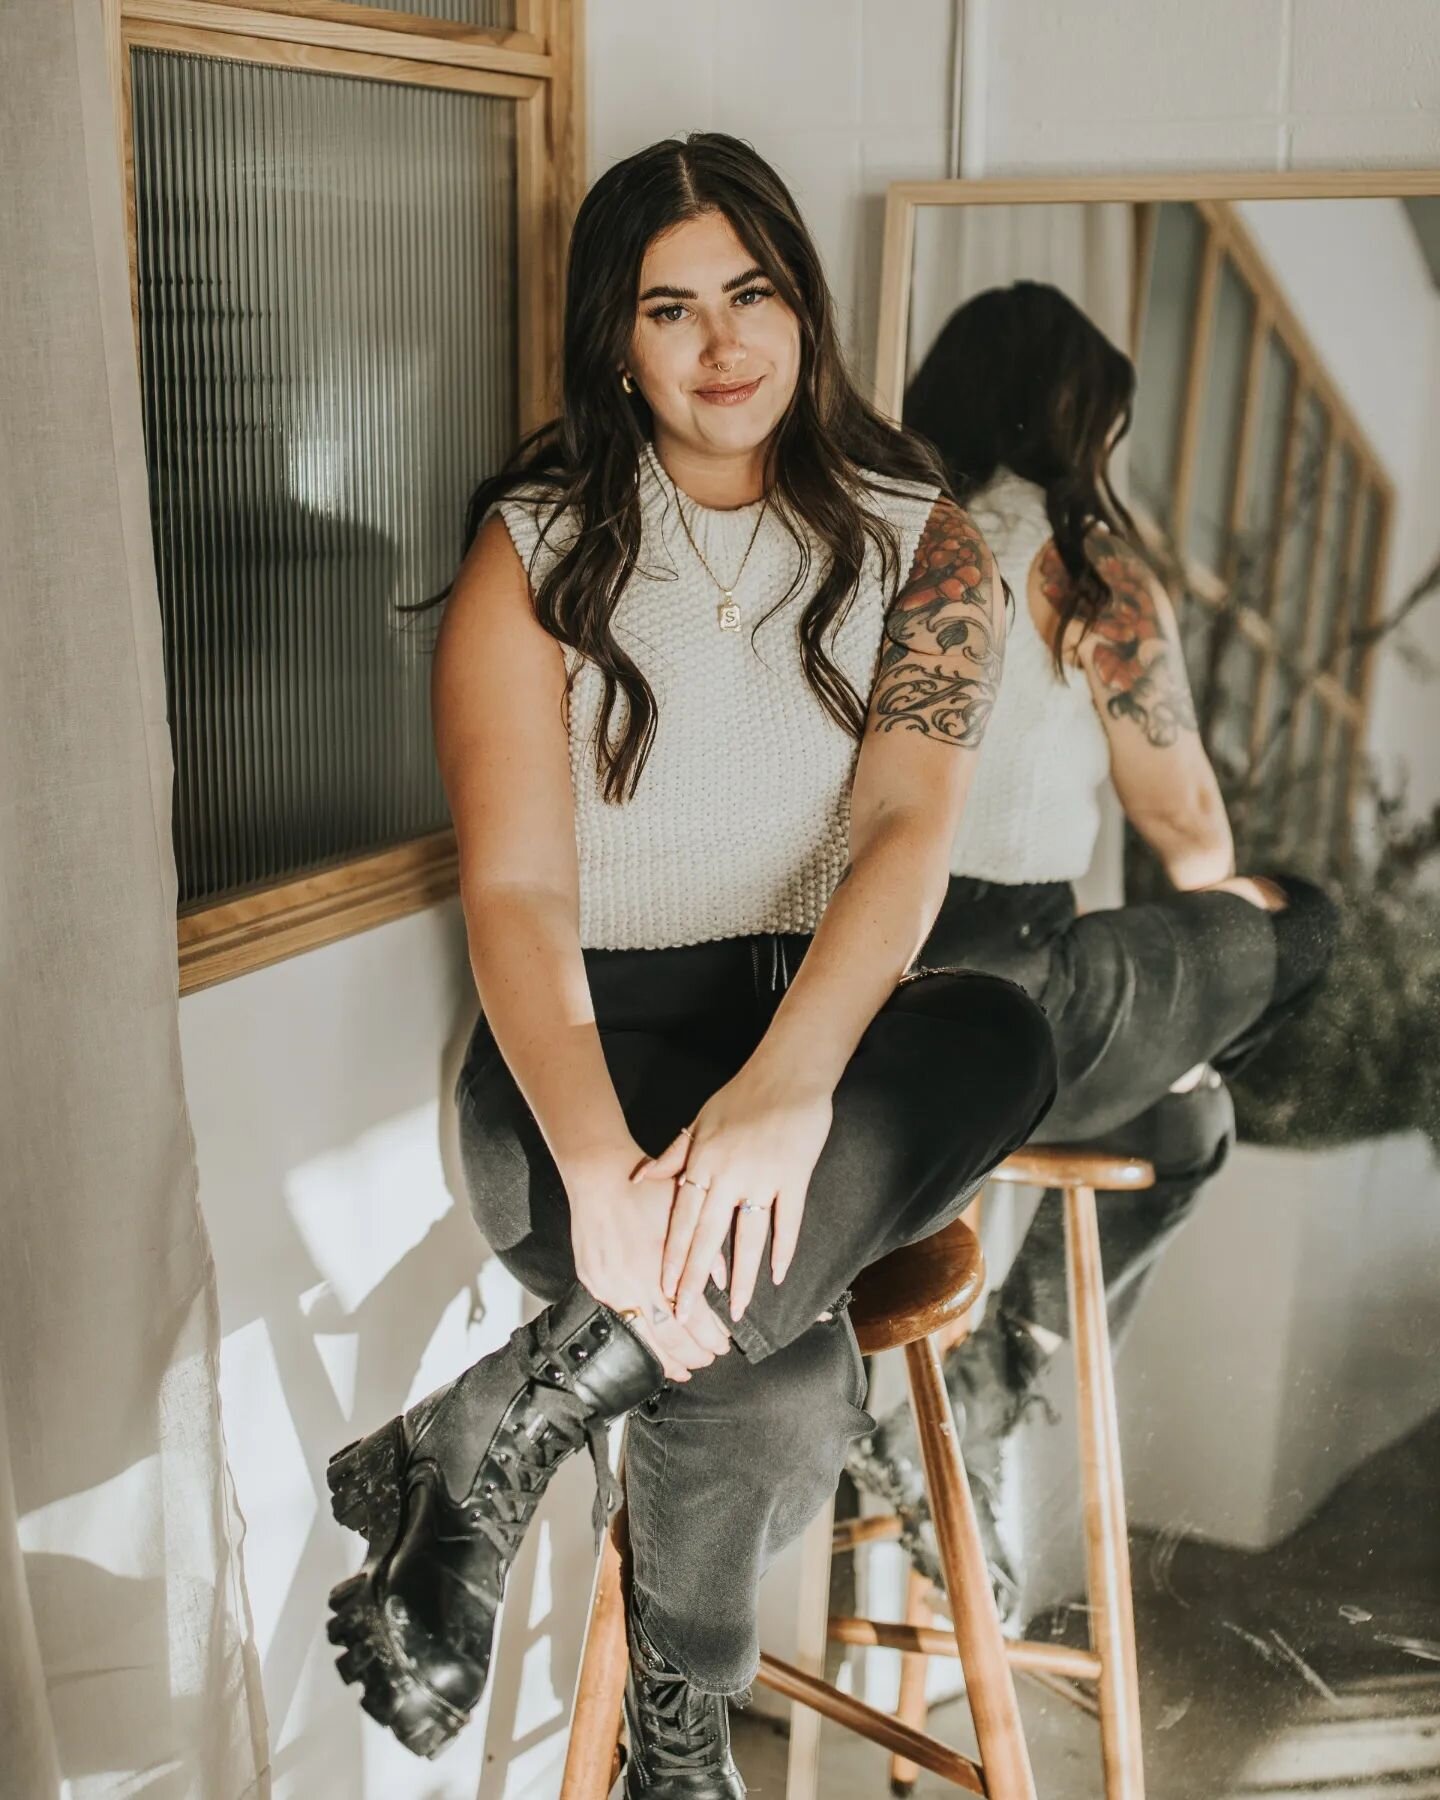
[982,0,1440,172]
[588,0,958,391]
[589,0,1440,385]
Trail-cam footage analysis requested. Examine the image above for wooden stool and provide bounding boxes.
[862,1148,1154,1800]
[558,1216,1040,1799]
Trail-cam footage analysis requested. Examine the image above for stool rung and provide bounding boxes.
[826,1614,1102,1683]
[989,1151,1152,1191]
[755,1652,985,1794]
[1009,1638,1103,1682]
[1021,1667,1102,1718]
[830,1514,904,1553]
[828,1612,959,1659]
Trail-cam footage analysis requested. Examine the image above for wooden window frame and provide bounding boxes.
[101,0,586,993]
[873,172,1437,871]
[1127,196,1394,866]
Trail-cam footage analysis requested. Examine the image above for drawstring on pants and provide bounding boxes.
[749,933,789,998]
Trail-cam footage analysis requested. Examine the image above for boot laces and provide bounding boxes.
[637,1662,724,1773]
[460,1311,618,1562]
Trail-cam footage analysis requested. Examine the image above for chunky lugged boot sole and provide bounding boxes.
[326,1570,470,1759]
[325,1423,472,1758]
[326,1419,405,1550]
[323,1295,662,1759]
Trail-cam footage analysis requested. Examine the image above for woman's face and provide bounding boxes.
[624,209,801,463]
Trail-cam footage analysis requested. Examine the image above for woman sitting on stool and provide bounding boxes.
[848,281,1340,1622]
[322,139,1059,1795]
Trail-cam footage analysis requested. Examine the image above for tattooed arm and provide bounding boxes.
[744,494,1006,1091]
[1036,532,1234,889]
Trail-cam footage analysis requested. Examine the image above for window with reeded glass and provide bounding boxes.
[132,49,517,906]
[116,1,580,988]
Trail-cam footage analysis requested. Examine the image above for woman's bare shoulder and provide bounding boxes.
[1030,526,1170,664]
[436,512,570,726]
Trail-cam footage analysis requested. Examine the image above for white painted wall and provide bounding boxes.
[180,2,1440,1791]
[181,903,606,1798]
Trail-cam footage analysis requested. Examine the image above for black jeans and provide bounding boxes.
[919,873,1334,1343]
[455,941,1057,1691]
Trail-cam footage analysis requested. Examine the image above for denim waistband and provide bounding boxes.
[579,878,1076,1021]
[580,928,812,1036]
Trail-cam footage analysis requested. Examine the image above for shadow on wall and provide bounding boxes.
[179,909,600,1798]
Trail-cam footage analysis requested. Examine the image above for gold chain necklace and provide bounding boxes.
[668,469,771,633]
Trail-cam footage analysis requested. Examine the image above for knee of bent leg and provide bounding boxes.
[900,968,1058,1122]
[978,974,1060,1139]
[1148,1076,1236,1188]
[1255,869,1342,1003]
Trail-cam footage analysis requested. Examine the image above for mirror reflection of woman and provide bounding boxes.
[848,281,1341,1622]
[322,138,1058,1791]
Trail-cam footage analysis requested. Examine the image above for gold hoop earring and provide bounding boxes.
[621,371,635,395]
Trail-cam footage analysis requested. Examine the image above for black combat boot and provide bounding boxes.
[845,1307,1049,1630]
[623,1601,746,1797]
[325,1284,664,1758]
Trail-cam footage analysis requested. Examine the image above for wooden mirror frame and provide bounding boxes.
[874,171,1440,869]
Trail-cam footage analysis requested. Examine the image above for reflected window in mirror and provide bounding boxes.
[1128,199,1393,875]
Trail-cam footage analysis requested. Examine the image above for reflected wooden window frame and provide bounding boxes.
[1128,197,1393,871]
[872,174,1435,880]
[100,0,584,993]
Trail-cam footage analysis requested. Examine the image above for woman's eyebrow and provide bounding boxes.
[637,265,768,304]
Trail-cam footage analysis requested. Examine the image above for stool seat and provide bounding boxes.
[990,1147,1154,1191]
[849,1216,984,1354]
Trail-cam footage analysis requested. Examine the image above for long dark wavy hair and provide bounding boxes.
[402,132,955,803]
[902,281,1140,674]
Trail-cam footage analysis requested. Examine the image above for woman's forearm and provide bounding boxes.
[745,815,950,1096]
[1128,767,1236,892]
[1161,834,1236,891]
[1137,805,1236,891]
[463,886,634,1181]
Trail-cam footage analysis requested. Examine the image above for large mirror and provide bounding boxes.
[762,176,1440,1798]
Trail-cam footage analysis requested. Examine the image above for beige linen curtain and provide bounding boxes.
[0,3,268,1793]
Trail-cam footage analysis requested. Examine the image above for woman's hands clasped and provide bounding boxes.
[633,1062,833,1325]
[565,1143,732,1383]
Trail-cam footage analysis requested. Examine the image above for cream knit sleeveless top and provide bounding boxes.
[949,471,1111,884]
[489,440,940,949]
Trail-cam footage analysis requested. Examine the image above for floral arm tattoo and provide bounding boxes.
[869,497,1003,746]
[1038,537,1198,749]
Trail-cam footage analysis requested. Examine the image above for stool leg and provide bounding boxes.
[785,1496,835,1800]
[906,1336,1037,1800]
[560,1515,629,1800]
[892,1181,981,1790]
[888,1567,933,1796]
[1064,1182,1145,1799]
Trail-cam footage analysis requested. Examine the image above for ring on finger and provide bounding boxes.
[678,1174,711,1193]
[737,1199,772,1214]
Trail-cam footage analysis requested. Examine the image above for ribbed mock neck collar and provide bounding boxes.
[638,438,771,546]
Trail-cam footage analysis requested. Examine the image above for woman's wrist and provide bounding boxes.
[741,1035,839,1104]
[557,1132,641,1192]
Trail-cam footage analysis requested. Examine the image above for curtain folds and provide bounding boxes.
[0,3,267,1793]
